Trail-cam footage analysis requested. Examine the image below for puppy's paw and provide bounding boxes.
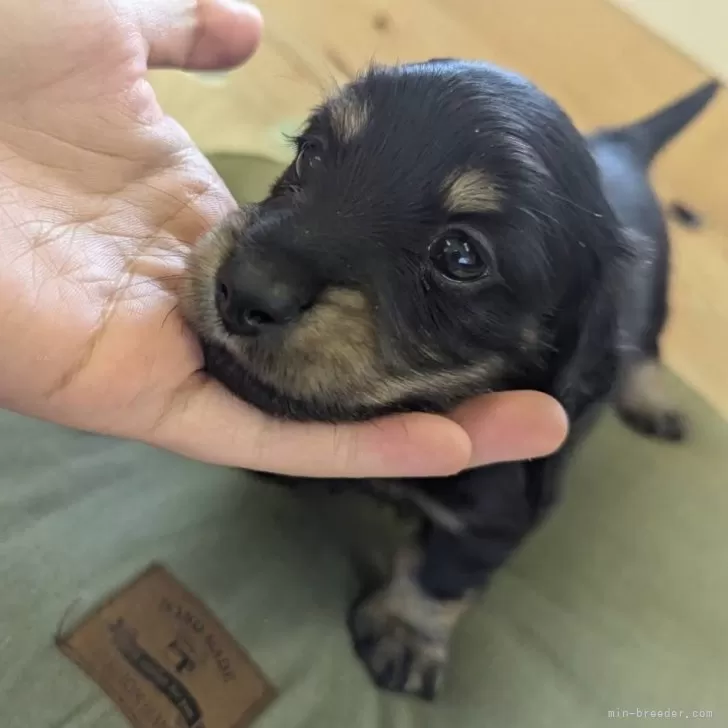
[347,547,467,700]
[349,591,447,700]
[616,358,689,442]
[617,403,688,442]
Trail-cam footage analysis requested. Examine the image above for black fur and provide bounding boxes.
[189,61,719,698]
[589,80,719,362]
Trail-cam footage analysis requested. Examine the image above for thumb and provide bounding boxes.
[138,0,263,71]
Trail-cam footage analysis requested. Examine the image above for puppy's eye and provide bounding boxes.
[428,229,492,283]
[294,140,324,180]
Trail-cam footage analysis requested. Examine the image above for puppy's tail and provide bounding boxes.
[596,79,720,166]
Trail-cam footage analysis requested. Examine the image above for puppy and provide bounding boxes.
[180,60,719,699]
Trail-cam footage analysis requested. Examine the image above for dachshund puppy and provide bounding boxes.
[180,60,718,699]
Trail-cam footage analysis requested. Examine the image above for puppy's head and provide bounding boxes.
[181,60,624,421]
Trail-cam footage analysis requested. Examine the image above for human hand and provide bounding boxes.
[0,0,568,478]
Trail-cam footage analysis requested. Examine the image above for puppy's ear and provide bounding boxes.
[553,229,635,418]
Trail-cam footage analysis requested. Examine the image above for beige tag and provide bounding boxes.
[57,563,276,728]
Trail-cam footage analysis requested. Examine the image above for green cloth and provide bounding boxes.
[1,154,726,728]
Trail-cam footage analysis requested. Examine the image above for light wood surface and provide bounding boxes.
[149,0,728,419]
[612,0,728,87]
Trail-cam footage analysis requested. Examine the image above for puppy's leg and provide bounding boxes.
[615,228,688,441]
[349,463,536,700]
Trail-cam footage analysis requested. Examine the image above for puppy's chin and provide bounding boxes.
[202,341,504,423]
[201,340,457,422]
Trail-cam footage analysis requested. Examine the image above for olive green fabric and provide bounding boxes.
[1,154,726,728]
[207,152,286,204]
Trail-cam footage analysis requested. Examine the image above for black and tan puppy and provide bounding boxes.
[180,60,719,699]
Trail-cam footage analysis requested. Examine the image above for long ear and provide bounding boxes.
[553,228,636,420]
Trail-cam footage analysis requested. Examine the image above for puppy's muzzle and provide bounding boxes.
[214,224,319,338]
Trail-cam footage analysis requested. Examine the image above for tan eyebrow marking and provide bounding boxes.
[443,169,502,214]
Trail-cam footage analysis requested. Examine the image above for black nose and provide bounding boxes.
[215,258,313,336]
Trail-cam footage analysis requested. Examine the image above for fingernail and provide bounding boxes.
[191,70,232,86]
[218,0,263,21]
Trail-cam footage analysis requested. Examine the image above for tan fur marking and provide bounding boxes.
[246,318,503,411]
[352,546,470,695]
[616,356,687,440]
[254,287,382,399]
[443,169,502,214]
[363,356,504,409]
[372,547,470,636]
[178,207,252,341]
[328,92,370,143]
[618,358,672,414]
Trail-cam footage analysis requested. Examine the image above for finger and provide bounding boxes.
[449,390,569,468]
[147,375,475,479]
[139,0,263,71]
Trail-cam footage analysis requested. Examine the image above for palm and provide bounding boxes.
[0,3,233,434]
[0,0,567,476]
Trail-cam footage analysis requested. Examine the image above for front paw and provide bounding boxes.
[616,358,689,442]
[346,547,467,700]
[348,591,447,700]
[618,403,687,441]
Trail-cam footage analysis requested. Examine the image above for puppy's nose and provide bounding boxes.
[215,259,311,336]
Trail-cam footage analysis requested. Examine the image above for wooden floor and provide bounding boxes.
[149,0,728,419]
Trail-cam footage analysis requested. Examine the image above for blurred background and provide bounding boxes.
[149,0,728,420]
